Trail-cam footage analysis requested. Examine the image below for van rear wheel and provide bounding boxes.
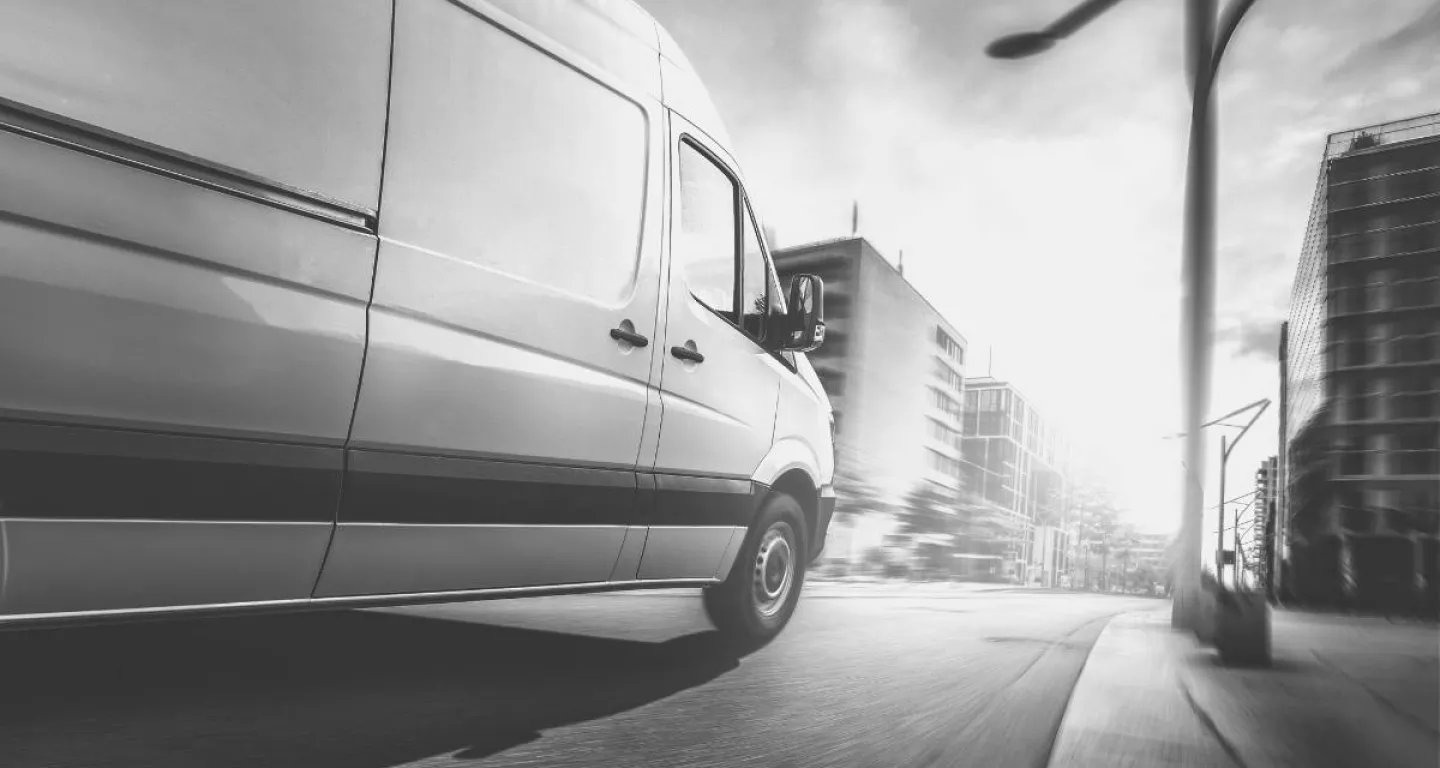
[703,491,806,648]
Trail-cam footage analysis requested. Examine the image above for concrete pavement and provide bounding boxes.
[0,590,1151,768]
[1049,605,1440,768]
[2,589,1426,767]
[622,579,1028,600]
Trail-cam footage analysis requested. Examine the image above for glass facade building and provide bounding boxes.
[961,377,1070,584]
[1281,112,1440,615]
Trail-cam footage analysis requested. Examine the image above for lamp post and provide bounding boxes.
[1163,395,1271,586]
[1212,398,1270,585]
[986,0,1256,630]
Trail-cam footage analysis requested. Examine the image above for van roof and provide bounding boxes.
[487,0,734,157]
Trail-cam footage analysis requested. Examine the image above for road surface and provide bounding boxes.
[0,588,1155,767]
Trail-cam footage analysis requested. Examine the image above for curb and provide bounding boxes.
[1051,608,1440,768]
[1045,608,1236,768]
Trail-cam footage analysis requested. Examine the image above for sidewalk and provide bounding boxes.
[1049,606,1440,768]
[621,580,1161,599]
[615,581,1027,599]
[802,580,1024,598]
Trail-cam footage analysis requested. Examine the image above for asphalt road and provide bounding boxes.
[0,588,1156,768]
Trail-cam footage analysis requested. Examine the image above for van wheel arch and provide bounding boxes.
[766,469,817,555]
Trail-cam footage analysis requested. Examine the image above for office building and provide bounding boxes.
[1254,455,1279,594]
[773,236,969,560]
[1281,112,1440,616]
[961,377,1070,584]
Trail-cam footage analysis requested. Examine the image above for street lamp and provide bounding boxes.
[1214,398,1269,586]
[985,0,1257,631]
[1161,396,1271,586]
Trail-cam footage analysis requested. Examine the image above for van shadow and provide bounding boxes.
[0,609,745,767]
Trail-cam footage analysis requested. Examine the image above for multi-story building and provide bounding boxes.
[1281,112,1440,616]
[773,236,969,559]
[1254,456,1279,594]
[960,377,1070,584]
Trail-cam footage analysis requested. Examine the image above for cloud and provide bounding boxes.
[1219,321,1283,362]
[1327,0,1440,80]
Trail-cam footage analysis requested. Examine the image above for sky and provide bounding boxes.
[639,0,1440,534]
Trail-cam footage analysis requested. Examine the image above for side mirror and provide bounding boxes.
[781,274,825,352]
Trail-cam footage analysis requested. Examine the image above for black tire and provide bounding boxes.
[703,491,807,648]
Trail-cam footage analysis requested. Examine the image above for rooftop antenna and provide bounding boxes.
[988,346,994,377]
[851,200,859,236]
[898,249,905,278]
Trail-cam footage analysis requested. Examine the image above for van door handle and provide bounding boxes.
[609,327,649,347]
[670,345,705,363]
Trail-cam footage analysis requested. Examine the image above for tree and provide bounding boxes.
[1109,527,1141,593]
[833,471,891,527]
[1133,563,1158,594]
[1035,478,1066,528]
[861,546,888,574]
[1072,483,1122,590]
[1113,542,1136,593]
[915,540,952,581]
[952,489,1012,556]
[896,482,962,539]
[831,450,895,527]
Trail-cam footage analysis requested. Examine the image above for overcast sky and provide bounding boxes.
[640,0,1440,534]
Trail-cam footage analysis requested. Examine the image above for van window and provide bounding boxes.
[741,209,769,340]
[677,142,738,322]
[381,0,647,303]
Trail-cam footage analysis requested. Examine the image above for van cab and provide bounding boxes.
[0,0,834,646]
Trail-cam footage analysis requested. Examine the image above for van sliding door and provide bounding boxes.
[316,0,668,597]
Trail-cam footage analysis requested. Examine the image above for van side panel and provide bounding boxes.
[0,4,391,616]
[351,0,661,468]
[0,135,367,613]
[0,133,373,444]
[0,0,391,208]
[319,0,666,596]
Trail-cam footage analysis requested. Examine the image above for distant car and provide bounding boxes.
[0,0,834,647]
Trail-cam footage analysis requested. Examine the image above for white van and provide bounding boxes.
[0,0,835,646]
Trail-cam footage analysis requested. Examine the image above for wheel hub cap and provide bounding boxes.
[753,526,795,619]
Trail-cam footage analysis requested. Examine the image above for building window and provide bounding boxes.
[928,448,961,480]
[934,358,964,392]
[1343,335,1371,368]
[1337,443,1366,476]
[1391,373,1439,419]
[976,388,1005,436]
[932,388,963,421]
[935,327,964,365]
[1346,386,1371,422]
[818,329,848,358]
[929,418,961,450]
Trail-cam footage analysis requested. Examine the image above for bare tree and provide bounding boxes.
[1073,483,1122,590]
